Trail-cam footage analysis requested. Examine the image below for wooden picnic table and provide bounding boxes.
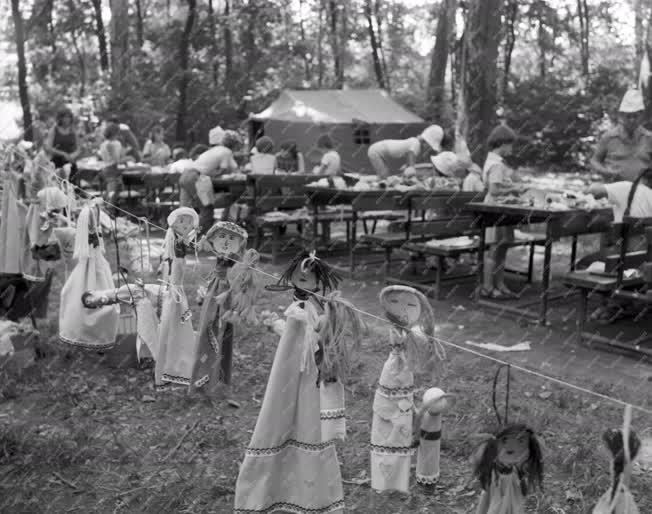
[464,202,613,325]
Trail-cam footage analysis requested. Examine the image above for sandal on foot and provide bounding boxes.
[480,288,506,300]
[497,286,520,299]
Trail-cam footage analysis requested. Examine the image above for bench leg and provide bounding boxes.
[570,236,578,272]
[271,226,281,265]
[577,288,588,346]
[527,243,535,283]
[371,220,378,234]
[384,247,392,277]
[435,256,444,301]
[362,219,369,235]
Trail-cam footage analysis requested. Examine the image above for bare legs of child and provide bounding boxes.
[482,242,519,299]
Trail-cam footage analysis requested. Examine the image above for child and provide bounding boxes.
[142,125,172,167]
[314,134,342,176]
[98,122,124,204]
[481,124,523,299]
[276,140,306,173]
[247,136,277,174]
[462,163,484,193]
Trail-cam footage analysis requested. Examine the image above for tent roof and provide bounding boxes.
[251,89,424,124]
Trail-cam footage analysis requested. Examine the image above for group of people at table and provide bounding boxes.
[16,89,652,321]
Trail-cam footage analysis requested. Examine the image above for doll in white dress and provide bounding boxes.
[59,200,119,349]
[155,207,198,386]
[370,285,439,494]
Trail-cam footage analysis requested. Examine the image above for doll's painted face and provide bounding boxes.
[172,214,195,238]
[382,290,421,326]
[290,266,318,292]
[496,429,530,466]
[209,228,245,256]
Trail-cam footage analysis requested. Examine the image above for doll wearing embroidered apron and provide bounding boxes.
[415,388,454,485]
[234,252,344,514]
[371,285,437,494]
[155,207,198,386]
[593,427,641,514]
[189,221,259,393]
[59,201,119,349]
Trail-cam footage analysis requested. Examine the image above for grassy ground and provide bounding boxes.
[1,246,651,513]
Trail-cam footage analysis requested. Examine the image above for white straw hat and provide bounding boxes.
[430,151,464,177]
[619,89,645,113]
[421,125,444,152]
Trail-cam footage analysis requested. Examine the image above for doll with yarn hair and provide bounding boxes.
[155,207,198,386]
[371,285,441,494]
[189,221,262,393]
[59,199,119,349]
[234,251,345,514]
[592,424,641,514]
[472,424,544,514]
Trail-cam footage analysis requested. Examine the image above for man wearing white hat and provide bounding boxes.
[591,89,652,183]
[367,124,444,178]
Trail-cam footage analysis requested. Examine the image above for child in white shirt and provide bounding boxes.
[314,135,341,176]
[248,136,277,175]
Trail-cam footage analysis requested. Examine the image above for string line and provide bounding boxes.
[4,147,652,417]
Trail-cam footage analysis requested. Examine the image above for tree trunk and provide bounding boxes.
[635,0,645,65]
[11,0,33,142]
[91,0,109,72]
[339,1,347,87]
[328,0,342,88]
[364,0,385,89]
[317,0,324,88]
[298,0,312,83]
[208,0,219,87]
[135,0,144,48]
[502,0,518,95]
[109,0,130,113]
[242,4,258,91]
[464,0,502,164]
[538,17,546,79]
[223,0,233,94]
[68,0,87,97]
[427,0,456,121]
[375,0,390,91]
[577,0,590,78]
[176,0,197,143]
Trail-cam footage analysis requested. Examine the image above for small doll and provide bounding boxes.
[155,207,198,387]
[189,220,261,392]
[473,424,544,514]
[234,251,345,514]
[59,199,119,349]
[414,387,455,485]
[371,285,440,494]
[592,427,641,514]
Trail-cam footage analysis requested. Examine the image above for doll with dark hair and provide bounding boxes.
[592,427,641,514]
[234,251,345,513]
[472,423,544,514]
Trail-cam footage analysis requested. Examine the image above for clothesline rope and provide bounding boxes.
[5,148,652,418]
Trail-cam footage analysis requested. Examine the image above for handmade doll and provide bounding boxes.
[473,424,544,514]
[59,200,119,349]
[234,251,345,514]
[593,428,641,514]
[0,169,28,277]
[189,220,261,393]
[415,387,455,485]
[371,285,439,494]
[155,207,198,386]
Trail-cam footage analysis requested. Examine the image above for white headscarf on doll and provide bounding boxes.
[162,207,199,261]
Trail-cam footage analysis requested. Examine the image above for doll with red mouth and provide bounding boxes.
[371,285,438,494]
[188,220,261,394]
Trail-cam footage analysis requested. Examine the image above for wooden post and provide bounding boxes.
[220,320,234,385]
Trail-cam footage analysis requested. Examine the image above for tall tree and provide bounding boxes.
[109,0,130,112]
[328,0,343,87]
[364,0,385,89]
[135,0,145,48]
[223,0,233,94]
[426,0,457,120]
[502,0,518,95]
[317,0,325,87]
[298,0,312,82]
[374,0,389,90]
[11,0,33,141]
[208,0,219,87]
[577,0,590,78]
[463,0,503,163]
[91,0,109,72]
[176,0,197,142]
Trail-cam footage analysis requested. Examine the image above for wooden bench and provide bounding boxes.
[563,221,652,358]
[143,173,180,226]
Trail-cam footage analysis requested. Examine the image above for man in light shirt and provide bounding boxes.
[367,124,444,178]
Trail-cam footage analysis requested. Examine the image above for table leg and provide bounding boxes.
[476,226,486,301]
[436,256,444,301]
[312,203,319,252]
[570,236,578,272]
[540,234,553,325]
[577,288,588,346]
[349,211,358,276]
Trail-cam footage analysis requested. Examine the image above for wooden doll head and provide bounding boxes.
[168,207,199,239]
[203,221,248,258]
[421,387,455,415]
[474,424,543,495]
[379,285,435,335]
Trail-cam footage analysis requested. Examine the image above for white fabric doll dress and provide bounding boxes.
[234,299,344,514]
[155,232,196,386]
[0,172,28,276]
[593,483,640,514]
[59,203,119,349]
[370,327,415,493]
[475,469,526,514]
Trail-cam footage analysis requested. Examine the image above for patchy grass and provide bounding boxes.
[0,256,651,514]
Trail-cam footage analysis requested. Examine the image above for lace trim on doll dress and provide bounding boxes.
[370,444,416,456]
[320,408,345,420]
[59,334,116,350]
[208,324,220,354]
[162,374,191,385]
[233,499,345,514]
[377,383,414,398]
[244,438,335,457]
[416,475,440,485]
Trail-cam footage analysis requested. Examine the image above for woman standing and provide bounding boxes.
[142,125,172,167]
[45,107,80,183]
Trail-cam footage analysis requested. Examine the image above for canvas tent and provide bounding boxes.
[249,89,427,173]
